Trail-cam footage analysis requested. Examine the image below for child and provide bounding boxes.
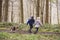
[27,16,35,33]
[34,17,42,34]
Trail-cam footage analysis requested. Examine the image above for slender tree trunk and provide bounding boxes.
[20,0,23,23]
[19,0,24,23]
[48,0,51,24]
[0,0,2,22]
[43,0,46,24]
[56,0,59,24]
[41,0,45,24]
[50,0,52,24]
[5,0,8,22]
[7,0,11,22]
[45,0,49,23]
[2,0,8,22]
[2,0,5,22]
[36,0,39,17]
[40,0,43,23]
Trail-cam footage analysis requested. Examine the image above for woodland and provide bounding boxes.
[0,0,60,40]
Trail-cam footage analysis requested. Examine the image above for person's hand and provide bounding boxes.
[26,23,28,25]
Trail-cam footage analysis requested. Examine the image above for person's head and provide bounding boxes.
[31,16,34,19]
[37,17,40,20]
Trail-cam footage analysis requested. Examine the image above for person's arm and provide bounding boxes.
[27,19,30,25]
[40,20,43,27]
[27,21,28,25]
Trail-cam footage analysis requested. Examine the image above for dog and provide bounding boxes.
[11,26,18,31]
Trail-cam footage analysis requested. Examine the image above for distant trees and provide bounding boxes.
[0,0,60,24]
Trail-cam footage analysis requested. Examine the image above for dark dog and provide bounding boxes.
[11,26,18,31]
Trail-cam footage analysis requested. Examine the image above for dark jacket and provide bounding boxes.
[27,18,35,26]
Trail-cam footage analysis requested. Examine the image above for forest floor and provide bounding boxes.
[0,23,60,40]
[0,28,60,35]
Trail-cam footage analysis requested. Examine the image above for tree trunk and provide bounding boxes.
[2,0,8,22]
[5,0,8,22]
[36,0,39,17]
[20,0,23,23]
[43,0,46,24]
[56,0,59,24]
[45,0,49,23]
[50,0,52,24]
[0,0,2,22]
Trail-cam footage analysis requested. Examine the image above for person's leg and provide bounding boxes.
[29,25,33,33]
[34,27,39,34]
